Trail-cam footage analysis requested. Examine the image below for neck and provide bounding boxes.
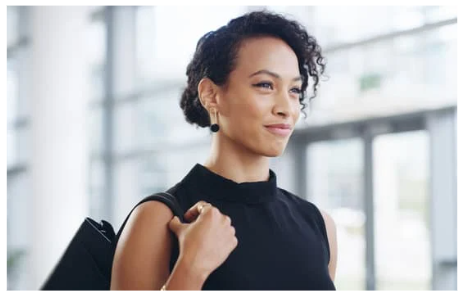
[203,133,270,183]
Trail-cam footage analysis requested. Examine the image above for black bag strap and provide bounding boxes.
[114,185,184,244]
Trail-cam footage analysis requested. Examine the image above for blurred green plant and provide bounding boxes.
[7,248,26,277]
[359,72,383,92]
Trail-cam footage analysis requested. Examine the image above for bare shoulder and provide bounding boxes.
[318,208,338,282]
[117,200,176,245]
[129,200,175,227]
[111,200,175,290]
[319,209,336,232]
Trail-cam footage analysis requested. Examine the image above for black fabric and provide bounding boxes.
[41,191,183,290]
[167,163,336,290]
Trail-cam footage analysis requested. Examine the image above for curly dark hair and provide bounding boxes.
[180,10,326,128]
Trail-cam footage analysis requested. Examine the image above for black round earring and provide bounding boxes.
[210,109,220,133]
[210,123,219,132]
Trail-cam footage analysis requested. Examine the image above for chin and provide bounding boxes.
[242,135,288,157]
[263,151,282,158]
[261,145,286,157]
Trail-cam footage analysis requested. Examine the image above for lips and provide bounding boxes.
[264,124,292,137]
[264,124,291,129]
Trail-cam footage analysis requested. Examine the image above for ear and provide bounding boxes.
[198,77,220,112]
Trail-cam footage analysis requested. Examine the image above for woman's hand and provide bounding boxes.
[168,201,238,277]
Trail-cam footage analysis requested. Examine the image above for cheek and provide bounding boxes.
[231,104,262,133]
[293,101,301,119]
[223,99,267,142]
[246,102,267,118]
[228,93,266,121]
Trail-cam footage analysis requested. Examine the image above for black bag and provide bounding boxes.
[41,190,184,290]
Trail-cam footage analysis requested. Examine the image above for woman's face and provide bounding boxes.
[217,36,302,157]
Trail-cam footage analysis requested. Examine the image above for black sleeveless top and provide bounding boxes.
[167,163,336,290]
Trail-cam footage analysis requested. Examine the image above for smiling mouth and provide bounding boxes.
[264,126,292,137]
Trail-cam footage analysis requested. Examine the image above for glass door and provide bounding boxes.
[373,130,431,290]
[306,138,365,290]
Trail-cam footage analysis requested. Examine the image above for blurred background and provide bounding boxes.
[6,5,457,290]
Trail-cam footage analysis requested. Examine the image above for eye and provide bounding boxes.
[253,82,274,90]
[290,87,302,95]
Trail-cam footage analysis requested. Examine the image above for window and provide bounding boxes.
[88,19,107,102]
[373,131,431,290]
[307,139,365,290]
[7,6,31,290]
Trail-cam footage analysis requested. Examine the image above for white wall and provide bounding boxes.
[28,6,93,289]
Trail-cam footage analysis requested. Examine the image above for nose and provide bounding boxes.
[272,91,293,118]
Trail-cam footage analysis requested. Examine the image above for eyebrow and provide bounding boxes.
[248,69,302,82]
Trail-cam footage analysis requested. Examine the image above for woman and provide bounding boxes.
[111,10,337,290]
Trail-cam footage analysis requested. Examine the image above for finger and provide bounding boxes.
[168,216,183,235]
[224,215,231,226]
[184,202,211,222]
[184,201,212,222]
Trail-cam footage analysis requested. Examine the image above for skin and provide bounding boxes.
[111,36,337,290]
[198,36,338,282]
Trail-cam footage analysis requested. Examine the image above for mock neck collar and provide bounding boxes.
[182,163,278,205]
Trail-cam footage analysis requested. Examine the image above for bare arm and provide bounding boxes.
[110,201,208,290]
[163,255,209,290]
[320,209,338,282]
